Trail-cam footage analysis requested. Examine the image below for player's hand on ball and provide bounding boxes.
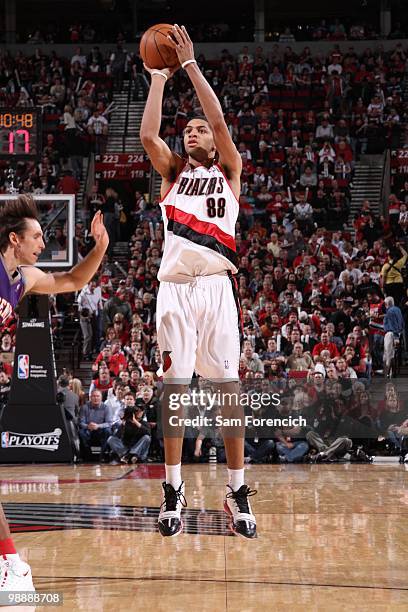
[169,24,195,65]
[91,211,109,250]
[143,63,177,79]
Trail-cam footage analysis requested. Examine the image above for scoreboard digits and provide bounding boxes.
[0,113,34,128]
[0,109,41,160]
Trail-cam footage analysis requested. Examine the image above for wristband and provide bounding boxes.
[151,70,167,81]
[181,59,197,69]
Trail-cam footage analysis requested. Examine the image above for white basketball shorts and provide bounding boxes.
[156,273,241,382]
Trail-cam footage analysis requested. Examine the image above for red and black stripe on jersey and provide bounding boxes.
[227,270,244,350]
[165,205,238,268]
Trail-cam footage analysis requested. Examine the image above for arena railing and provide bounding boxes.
[121,70,135,151]
[83,153,95,225]
[381,149,391,218]
[70,328,82,376]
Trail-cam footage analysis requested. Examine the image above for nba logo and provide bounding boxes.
[17,354,29,379]
[1,432,8,448]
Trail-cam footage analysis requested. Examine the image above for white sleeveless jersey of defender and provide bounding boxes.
[158,163,239,281]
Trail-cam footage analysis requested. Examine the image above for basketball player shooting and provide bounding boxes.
[0,195,109,591]
[141,24,257,539]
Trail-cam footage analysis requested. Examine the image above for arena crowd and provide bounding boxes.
[0,39,408,464]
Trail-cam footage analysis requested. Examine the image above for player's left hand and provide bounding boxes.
[169,24,195,65]
[90,211,109,250]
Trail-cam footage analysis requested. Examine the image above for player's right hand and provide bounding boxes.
[170,25,195,65]
[143,63,177,79]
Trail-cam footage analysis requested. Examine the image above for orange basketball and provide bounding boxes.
[139,23,179,70]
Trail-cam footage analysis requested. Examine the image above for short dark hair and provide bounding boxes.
[187,115,209,125]
[0,195,40,253]
[58,375,70,388]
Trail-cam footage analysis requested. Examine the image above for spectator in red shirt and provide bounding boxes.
[106,339,128,376]
[255,279,278,305]
[90,366,113,398]
[257,300,276,325]
[57,170,80,194]
[354,63,372,83]
[95,345,111,367]
[112,315,130,346]
[312,331,340,359]
[95,339,127,376]
[335,139,354,163]
[319,234,341,260]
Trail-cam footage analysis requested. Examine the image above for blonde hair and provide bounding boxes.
[71,378,83,396]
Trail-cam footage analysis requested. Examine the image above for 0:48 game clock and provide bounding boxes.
[0,108,42,160]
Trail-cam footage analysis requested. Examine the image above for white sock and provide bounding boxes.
[165,463,182,490]
[228,468,245,491]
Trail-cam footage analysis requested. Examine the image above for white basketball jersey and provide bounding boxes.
[158,163,239,281]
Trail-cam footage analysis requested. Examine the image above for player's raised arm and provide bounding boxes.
[170,25,242,180]
[23,211,109,295]
[140,65,182,180]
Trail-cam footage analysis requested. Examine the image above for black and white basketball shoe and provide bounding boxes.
[224,484,257,539]
[158,481,187,537]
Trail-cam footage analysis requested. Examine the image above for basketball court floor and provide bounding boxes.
[2,462,407,611]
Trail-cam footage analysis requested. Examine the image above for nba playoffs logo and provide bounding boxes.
[1,428,62,451]
[17,354,29,379]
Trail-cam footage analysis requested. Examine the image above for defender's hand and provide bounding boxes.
[169,24,195,66]
[91,211,109,249]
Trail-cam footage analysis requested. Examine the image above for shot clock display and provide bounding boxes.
[0,108,42,160]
